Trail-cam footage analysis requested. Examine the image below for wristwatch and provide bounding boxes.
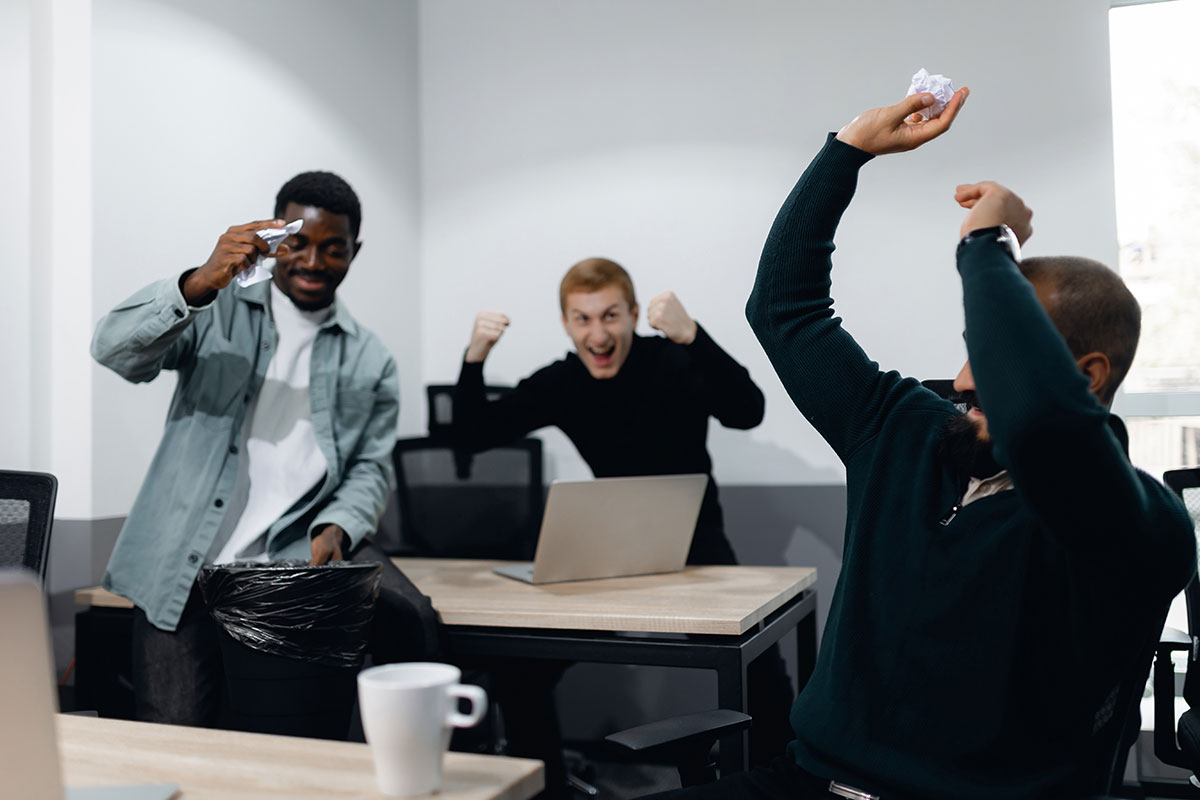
[957,224,1021,263]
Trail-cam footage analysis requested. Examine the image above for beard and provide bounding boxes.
[937,391,1002,482]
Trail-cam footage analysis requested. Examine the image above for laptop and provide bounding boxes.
[493,473,708,584]
[0,569,179,800]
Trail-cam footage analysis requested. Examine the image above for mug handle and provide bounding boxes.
[446,684,488,728]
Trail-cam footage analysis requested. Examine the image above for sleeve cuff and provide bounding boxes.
[956,236,1022,280]
[458,357,485,382]
[309,515,369,551]
[175,268,217,313]
[824,132,876,166]
[685,322,717,353]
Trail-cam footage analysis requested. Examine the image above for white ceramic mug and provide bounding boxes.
[357,662,488,797]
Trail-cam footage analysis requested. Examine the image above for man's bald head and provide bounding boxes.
[1018,256,1141,405]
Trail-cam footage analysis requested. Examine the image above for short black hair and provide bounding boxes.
[274,171,362,238]
[1019,256,1141,405]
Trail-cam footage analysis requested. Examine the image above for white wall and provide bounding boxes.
[418,0,1118,485]
[9,0,1123,515]
[0,0,32,471]
[90,0,423,518]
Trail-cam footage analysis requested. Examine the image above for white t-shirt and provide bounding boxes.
[211,283,332,564]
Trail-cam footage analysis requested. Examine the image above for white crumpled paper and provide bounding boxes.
[236,219,303,287]
[906,68,955,120]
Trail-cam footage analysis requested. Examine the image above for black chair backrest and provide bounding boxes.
[0,471,58,580]
[920,379,957,400]
[1088,606,1172,795]
[1162,468,1200,708]
[425,383,513,442]
[392,436,544,560]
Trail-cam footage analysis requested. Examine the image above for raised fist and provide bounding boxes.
[465,310,511,363]
[647,291,697,345]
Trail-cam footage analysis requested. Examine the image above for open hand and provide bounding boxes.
[955,182,1033,245]
[465,311,511,363]
[646,291,697,345]
[182,219,290,304]
[835,87,969,156]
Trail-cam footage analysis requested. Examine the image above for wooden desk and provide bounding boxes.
[391,559,815,635]
[75,561,818,773]
[392,559,818,773]
[58,714,543,800]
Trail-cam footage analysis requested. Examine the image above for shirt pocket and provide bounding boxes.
[181,350,257,430]
[333,387,377,456]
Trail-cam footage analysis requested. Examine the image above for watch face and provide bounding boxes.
[998,225,1021,262]
[959,225,1020,262]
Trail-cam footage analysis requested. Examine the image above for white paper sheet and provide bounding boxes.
[235,219,303,287]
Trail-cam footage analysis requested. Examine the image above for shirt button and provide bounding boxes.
[187,553,199,565]
[261,342,271,350]
[214,498,224,508]
[174,308,185,318]
[243,394,251,403]
[229,444,239,455]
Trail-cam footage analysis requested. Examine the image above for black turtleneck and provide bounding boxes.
[453,323,764,565]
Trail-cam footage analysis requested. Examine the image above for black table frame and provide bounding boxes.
[446,587,818,774]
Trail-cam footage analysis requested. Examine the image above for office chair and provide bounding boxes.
[607,680,1146,796]
[426,383,514,442]
[0,470,58,581]
[606,710,752,788]
[1151,467,1200,792]
[390,436,544,560]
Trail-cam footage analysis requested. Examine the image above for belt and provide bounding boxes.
[828,782,881,800]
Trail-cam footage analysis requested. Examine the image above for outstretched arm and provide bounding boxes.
[91,218,289,382]
[454,311,557,453]
[746,88,967,459]
[647,291,763,429]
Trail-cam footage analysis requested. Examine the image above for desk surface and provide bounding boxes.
[76,560,816,636]
[392,558,815,635]
[58,714,543,800]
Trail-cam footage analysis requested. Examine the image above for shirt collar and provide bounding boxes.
[235,278,358,337]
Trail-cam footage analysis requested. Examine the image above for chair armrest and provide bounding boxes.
[605,709,752,753]
[1154,627,1198,769]
[1160,626,1191,650]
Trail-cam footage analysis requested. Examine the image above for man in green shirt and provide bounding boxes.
[93,172,401,725]
[645,89,1195,799]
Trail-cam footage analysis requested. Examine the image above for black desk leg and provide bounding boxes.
[794,611,817,696]
[715,648,749,776]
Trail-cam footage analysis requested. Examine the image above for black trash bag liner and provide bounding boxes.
[198,560,383,669]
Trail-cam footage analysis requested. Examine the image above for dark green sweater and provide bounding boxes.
[746,134,1196,799]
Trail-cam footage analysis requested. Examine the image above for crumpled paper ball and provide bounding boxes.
[906,68,955,120]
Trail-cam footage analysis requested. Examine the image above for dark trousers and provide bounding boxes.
[131,539,443,728]
[349,537,446,664]
[487,660,572,799]
[132,584,223,726]
[639,756,846,799]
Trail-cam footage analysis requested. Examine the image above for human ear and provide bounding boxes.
[1077,352,1111,398]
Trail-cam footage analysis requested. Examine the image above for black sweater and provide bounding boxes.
[746,134,1196,798]
[454,325,764,565]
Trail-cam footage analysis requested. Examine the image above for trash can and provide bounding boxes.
[198,560,383,740]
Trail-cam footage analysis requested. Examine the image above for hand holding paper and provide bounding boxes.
[906,68,956,120]
[236,219,304,288]
[182,219,292,305]
[835,79,969,156]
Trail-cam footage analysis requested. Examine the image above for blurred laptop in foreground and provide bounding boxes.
[0,569,179,800]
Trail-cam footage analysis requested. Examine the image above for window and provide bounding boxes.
[1109,0,1200,476]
